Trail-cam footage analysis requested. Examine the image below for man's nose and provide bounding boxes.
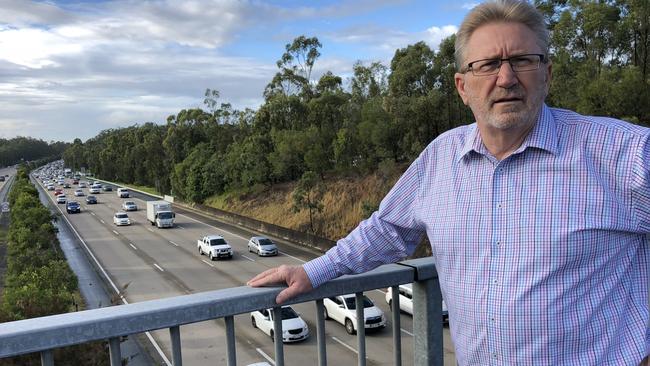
[495,62,519,88]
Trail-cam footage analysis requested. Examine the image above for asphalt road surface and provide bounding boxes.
[36,176,457,366]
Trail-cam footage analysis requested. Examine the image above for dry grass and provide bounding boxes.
[204,170,403,240]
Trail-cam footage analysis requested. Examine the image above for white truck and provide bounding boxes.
[197,235,233,260]
[146,200,175,228]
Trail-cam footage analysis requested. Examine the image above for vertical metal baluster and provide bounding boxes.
[170,326,182,365]
[315,299,327,366]
[391,285,402,366]
[413,276,443,366]
[225,316,236,366]
[109,337,122,366]
[40,349,53,366]
[272,307,285,366]
[355,292,366,366]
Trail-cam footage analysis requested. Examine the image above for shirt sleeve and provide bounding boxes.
[631,130,650,233]
[304,156,426,288]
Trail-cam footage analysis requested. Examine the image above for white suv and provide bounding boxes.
[385,283,448,322]
[117,188,129,198]
[323,294,386,334]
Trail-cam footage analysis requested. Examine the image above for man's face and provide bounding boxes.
[454,22,552,131]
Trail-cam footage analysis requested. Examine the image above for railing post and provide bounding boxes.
[355,292,366,366]
[40,349,53,366]
[413,276,443,366]
[272,307,285,366]
[225,316,236,366]
[170,326,182,365]
[315,299,327,366]
[390,285,402,366]
[109,337,122,366]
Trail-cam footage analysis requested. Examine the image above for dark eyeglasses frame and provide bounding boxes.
[464,54,547,76]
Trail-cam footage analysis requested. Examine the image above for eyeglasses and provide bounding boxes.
[464,54,546,76]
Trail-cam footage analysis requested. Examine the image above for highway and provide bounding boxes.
[35,175,457,365]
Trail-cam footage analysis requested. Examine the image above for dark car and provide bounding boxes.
[86,195,97,204]
[102,185,112,192]
[66,201,81,214]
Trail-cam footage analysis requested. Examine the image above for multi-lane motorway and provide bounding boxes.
[35,176,457,365]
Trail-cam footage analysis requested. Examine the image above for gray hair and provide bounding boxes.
[454,0,549,71]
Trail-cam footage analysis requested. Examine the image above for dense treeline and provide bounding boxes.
[63,0,649,204]
[0,167,108,365]
[0,137,68,168]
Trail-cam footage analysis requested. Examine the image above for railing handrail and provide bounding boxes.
[0,258,437,359]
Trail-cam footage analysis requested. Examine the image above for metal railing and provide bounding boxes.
[0,257,444,366]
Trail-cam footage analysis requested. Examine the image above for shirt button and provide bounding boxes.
[490,317,496,322]
[497,203,502,208]
[496,240,501,247]
[492,279,498,285]
[492,353,498,359]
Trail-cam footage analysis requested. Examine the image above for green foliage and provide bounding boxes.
[0,137,68,167]
[62,12,648,206]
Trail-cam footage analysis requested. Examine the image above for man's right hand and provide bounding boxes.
[247,265,313,304]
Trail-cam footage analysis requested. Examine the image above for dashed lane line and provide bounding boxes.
[169,241,179,247]
[241,254,256,262]
[201,259,214,268]
[129,243,138,250]
[112,230,119,235]
[332,336,358,354]
[153,263,164,272]
[255,348,275,365]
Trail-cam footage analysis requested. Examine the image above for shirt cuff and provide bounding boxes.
[303,255,339,289]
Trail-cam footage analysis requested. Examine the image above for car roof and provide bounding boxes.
[205,235,225,240]
[115,211,128,215]
[251,236,270,241]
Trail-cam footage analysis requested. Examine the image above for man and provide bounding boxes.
[249,0,649,364]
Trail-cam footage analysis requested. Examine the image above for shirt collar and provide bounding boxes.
[457,104,558,162]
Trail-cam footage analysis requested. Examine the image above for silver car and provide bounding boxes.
[247,236,278,257]
[113,212,131,226]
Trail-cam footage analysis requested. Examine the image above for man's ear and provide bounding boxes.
[454,72,469,105]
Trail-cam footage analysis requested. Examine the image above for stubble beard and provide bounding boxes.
[473,86,547,131]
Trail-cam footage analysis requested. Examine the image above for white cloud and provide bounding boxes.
[0,27,84,68]
[461,3,479,10]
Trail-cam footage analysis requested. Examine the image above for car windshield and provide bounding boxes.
[343,296,374,310]
[258,239,275,247]
[280,307,299,320]
[158,212,173,220]
[116,213,128,218]
[125,202,135,206]
[210,238,227,246]
[87,196,96,200]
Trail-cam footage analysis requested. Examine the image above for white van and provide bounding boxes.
[117,187,130,198]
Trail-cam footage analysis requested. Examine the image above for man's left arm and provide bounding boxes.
[631,131,650,234]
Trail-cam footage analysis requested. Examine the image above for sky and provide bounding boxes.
[0,0,476,143]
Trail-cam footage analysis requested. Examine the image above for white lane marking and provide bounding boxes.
[147,228,154,233]
[90,212,95,216]
[177,225,185,229]
[112,230,119,235]
[99,220,105,224]
[332,336,358,354]
[255,348,275,365]
[278,251,306,263]
[201,259,214,268]
[241,254,256,262]
[169,240,179,246]
[129,243,138,250]
[153,263,164,272]
[401,328,413,336]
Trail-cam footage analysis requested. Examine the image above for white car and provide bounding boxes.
[197,235,233,260]
[113,212,131,226]
[385,283,448,322]
[323,294,386,334]
[74,189,84,197]
[122,201,138,211]
[117,188,130,198]
[247,236,278,256]
[250,306,309,343]
[46,184,55,191]
[56,194,67,204]
[78,182,86,188]
[89,186,101,194]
